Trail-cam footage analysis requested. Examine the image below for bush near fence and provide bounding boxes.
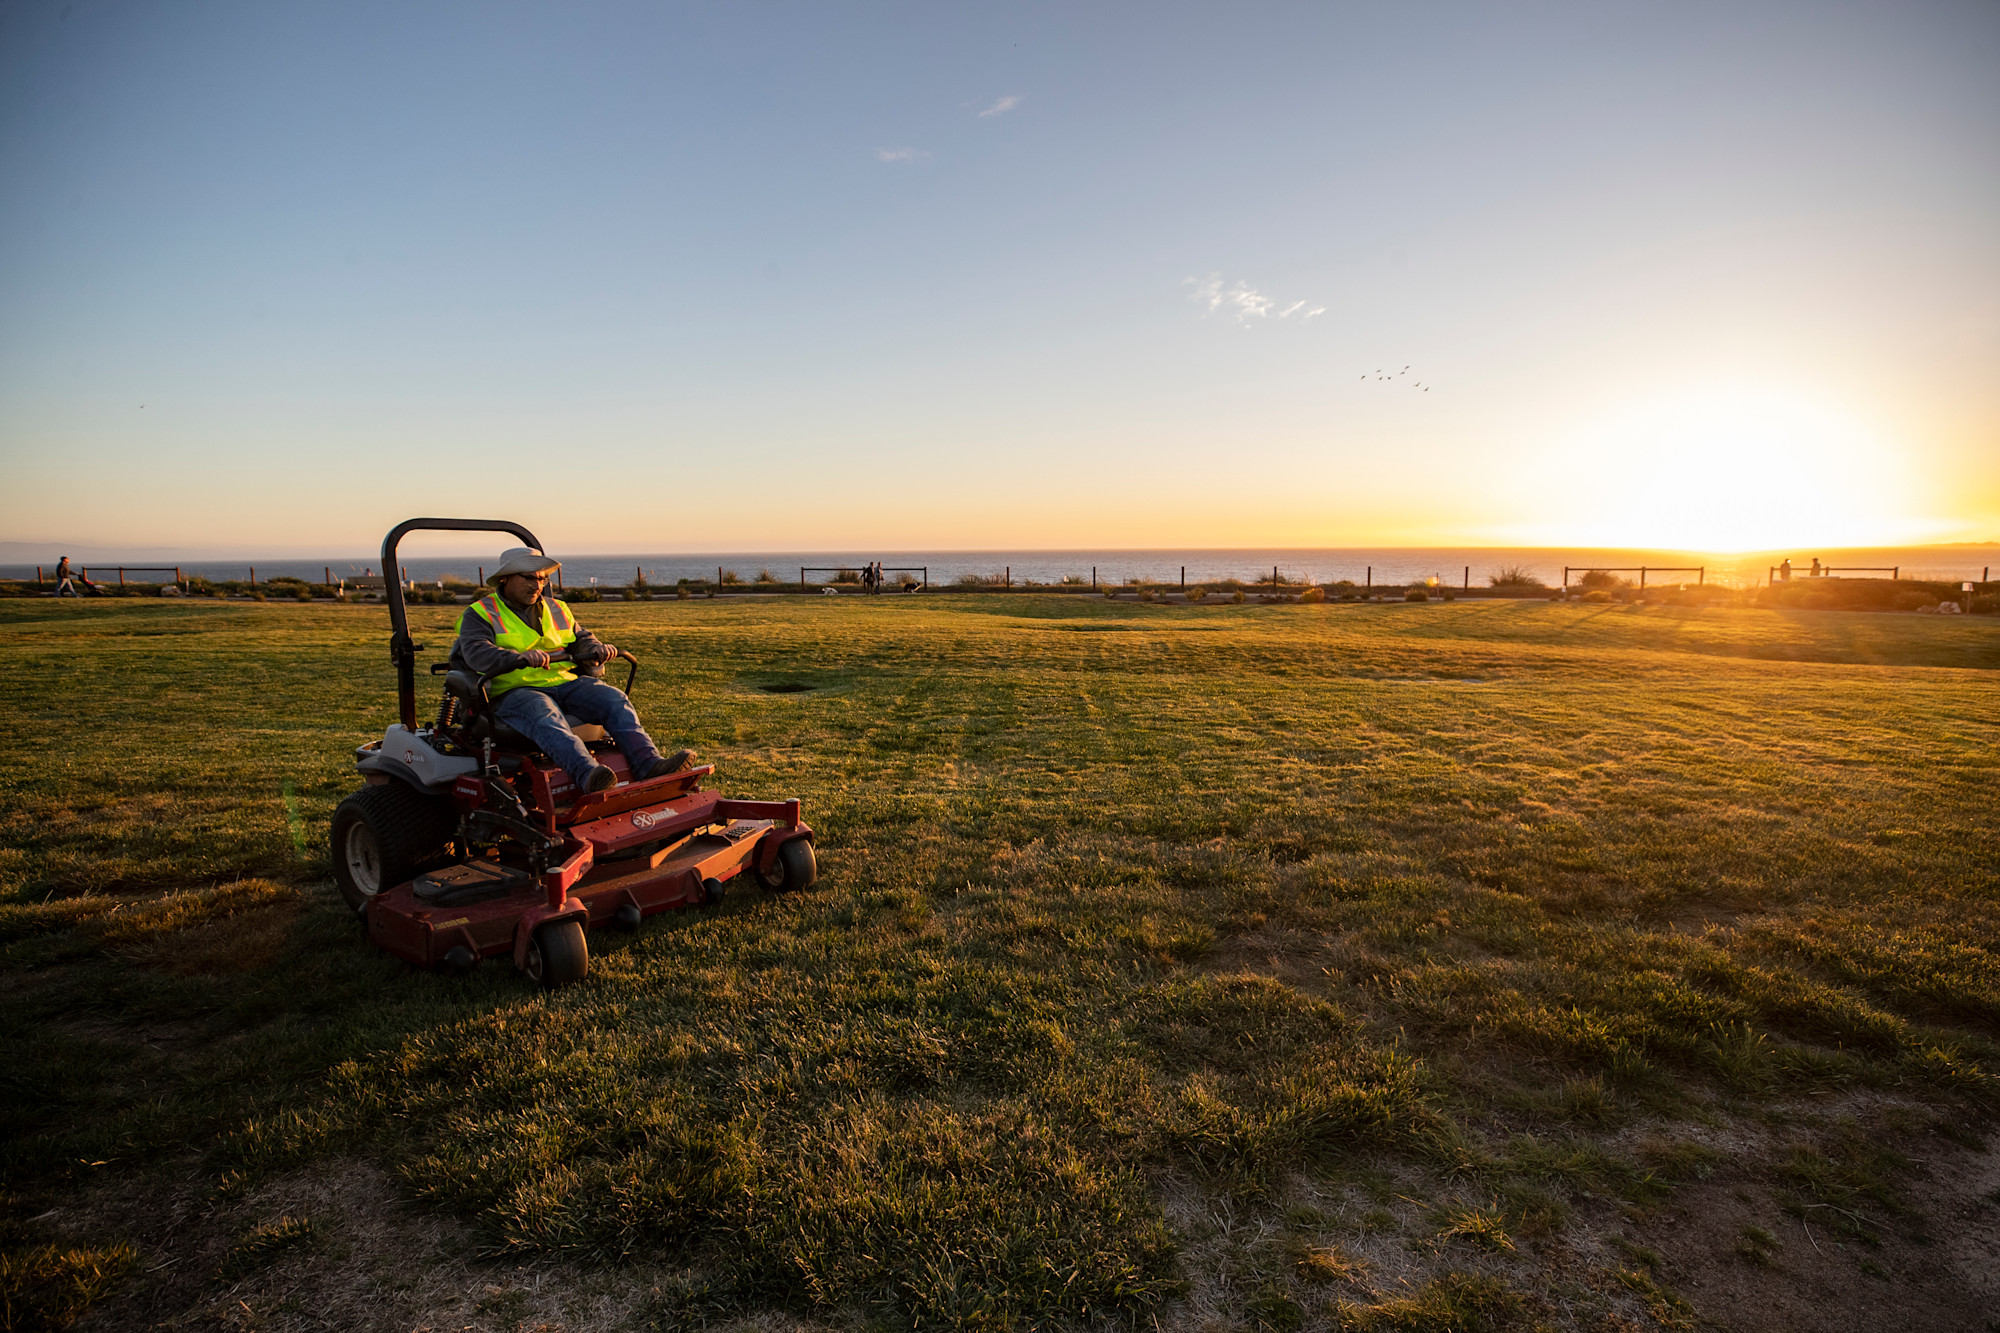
[1757,580,1979,613]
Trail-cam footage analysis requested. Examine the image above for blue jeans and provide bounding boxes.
[492,678,663,787]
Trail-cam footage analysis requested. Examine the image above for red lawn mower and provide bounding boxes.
[330,517,816,986]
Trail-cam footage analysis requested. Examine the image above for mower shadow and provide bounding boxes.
[189,876,805,1026]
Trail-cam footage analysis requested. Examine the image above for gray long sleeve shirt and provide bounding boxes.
[449,593,606,679]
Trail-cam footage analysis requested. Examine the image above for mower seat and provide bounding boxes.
[445,670,610,751]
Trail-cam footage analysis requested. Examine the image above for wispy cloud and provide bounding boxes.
[876,146,930,163]
[977,94,1021,118]
[1186,274,1326,326]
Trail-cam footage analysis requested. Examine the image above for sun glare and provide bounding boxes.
[1533,388,1931,553]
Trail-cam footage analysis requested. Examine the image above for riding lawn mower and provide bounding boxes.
[329,518,816,987]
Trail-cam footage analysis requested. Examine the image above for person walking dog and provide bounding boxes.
[449,546,696,794]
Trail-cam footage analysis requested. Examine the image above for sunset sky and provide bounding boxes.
[1,1,1995,556]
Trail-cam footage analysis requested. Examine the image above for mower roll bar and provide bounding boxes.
[383,518,543,732]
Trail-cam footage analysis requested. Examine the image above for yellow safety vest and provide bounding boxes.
[464,593,578,695]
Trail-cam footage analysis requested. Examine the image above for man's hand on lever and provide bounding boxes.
[517,646,625,669]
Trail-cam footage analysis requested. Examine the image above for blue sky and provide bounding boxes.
[2,1,1995,555]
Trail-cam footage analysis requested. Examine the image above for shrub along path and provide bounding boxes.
[2,596,1997,1331]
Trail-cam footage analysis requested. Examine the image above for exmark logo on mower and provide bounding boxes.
[632,808,669,830]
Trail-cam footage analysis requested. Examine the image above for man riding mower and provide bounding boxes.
[330,518,816,987]
[455,543,695,794]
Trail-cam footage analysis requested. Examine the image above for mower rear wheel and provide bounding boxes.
[524,919,587,988]
[755,838,817,894]
[330,783,456,910]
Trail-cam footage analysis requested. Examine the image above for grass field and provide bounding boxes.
[3,595,1997,1332]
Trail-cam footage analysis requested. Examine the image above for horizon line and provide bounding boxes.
[5,539,1997,564]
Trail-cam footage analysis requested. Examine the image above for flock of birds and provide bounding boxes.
[1363,365,1428,391]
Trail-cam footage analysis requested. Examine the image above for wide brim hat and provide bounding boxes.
[488,547,562,585]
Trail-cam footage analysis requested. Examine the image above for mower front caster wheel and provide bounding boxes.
[756,838,817,894]
[524,920,587,988]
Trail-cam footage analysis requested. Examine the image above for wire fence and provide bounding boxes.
[17,556,1996,601]
[1563,565,1705,591]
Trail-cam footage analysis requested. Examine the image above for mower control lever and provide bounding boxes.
[428,648,637,690]
[555,646,640,696]
[599,648,640,695]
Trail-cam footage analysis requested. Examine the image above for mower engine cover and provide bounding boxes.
[357,724,479,791]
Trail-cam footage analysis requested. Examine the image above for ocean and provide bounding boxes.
[9,545,1996,590]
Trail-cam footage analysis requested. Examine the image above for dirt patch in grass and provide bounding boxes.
[65,1160,682,1333]
[1611,1131,2000,1332]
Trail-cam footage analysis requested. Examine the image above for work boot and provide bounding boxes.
[640,749,699,780]
[583,764,618,793]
